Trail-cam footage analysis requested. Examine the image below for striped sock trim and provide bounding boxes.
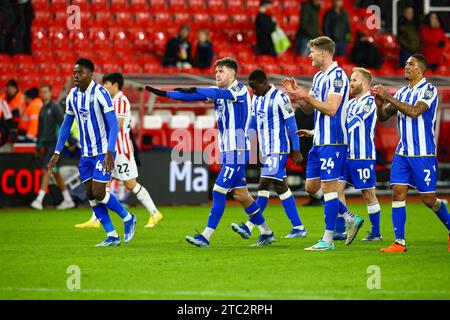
[392,201,406,208]
[213,184,229,195]
[279,189,292,201]
[89,199,99,207]
[368,203,381,214]
[324,192,338,202]
[258,190,271,198]
[313,189,323,200]
[100,192,111,204]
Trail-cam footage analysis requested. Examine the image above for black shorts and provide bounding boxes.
[39,142,57,169]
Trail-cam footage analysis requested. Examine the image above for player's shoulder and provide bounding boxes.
[331,65,348,80]
[275,88,291,103]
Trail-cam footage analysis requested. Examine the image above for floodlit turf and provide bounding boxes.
[0,202,449,300]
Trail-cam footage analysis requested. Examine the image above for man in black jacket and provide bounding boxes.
[323,0,351,56]
[295,0,321,56]
[255,0,277,56]
[162,25,192,70]
[30,85,76,210]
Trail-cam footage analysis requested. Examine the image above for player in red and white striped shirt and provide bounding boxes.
[75,72,163,229]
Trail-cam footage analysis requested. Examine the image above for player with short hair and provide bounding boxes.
[75,72,163,229]
[145,57,275,247]
[48,58,137,247]
[337,67,381,241]
[374,54,450,253]
[282,36,364,250]
[231,69,307,240]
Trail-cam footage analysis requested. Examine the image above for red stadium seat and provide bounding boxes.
[32,0,48,10]
[49,0,68,13]
[33,11,52,28]
[33,51,53,64]
[149,0,166,13]
[130,0,147,12]
[49,29,69,50]
[152,31,167,55]
[91,30,112,50]
[168,0,186,13]
[282,0,299,14]
[53,11,69,27]
[173,13,191,27]
[78,11,93,28]
[153,12,172,28]
[110,0,129,11]
[31,29,48,51]
[69,30,88,50]
[131,30,151,51]
[70,0,89,11]
[143,63,161,74]
[16,62,37,78]
[187,0,204,11]
[122,63,143,74]
[91,0,109,11]
[245,0,260,15]
[211,14,229,29]
[134,12,152,29]
[208,0,226,13]
[281,63,301,75]
[191,13,209,29]
[113,31,132,52]
[227,0,243,13]
[53,50,76,64]
[93,11,112,29]
[229,14,249,30]
[38,63,59,77]
[114,12,133,29]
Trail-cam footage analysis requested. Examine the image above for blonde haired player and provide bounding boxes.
[75,72,163,228]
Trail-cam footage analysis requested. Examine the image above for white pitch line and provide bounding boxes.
[0,287,449,299]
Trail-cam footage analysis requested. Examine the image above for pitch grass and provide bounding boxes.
[0,203,449,300]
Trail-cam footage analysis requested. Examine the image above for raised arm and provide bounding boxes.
[373,84,430,119]
[145,86,208,102]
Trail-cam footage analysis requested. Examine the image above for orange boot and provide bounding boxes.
[380,242,407,253]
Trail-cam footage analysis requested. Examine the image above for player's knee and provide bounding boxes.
[421,195,436,208]
[392,187,406,201]
[305,183,318,195]
[92,187,106,201]
[124,179,136,190]
[258,178,272,192]
[274,180,289,195]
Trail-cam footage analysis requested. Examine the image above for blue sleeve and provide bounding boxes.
[248,114,257,140]
[104,110,119,152]
[167,91,208,102]
[55,114,75,153]
[286,116,300,152]
[196,88,235,100]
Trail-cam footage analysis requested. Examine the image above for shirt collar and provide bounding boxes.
[79,80,95,94]
[356,90,371,102]
[324,62,338,75]
[264,84,276,98]
[227,80,238,89]
[409,77,426,90]
[113,91,123,101]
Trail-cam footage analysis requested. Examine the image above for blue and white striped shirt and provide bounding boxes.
[394,78,438,157]
[65,80,115,157]
[309,62,349,146]
[214,80,252,152]
[252,85,295,156]
[346,91,377,159]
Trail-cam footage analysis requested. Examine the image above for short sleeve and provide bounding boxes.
[115,96,129,118]
[416,83,437,108]
[328,69,346,96]
[97,86,114,113]
[65,92,75,115]
[278,93,295,119]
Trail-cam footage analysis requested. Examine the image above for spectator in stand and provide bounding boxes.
[295,0,321,56]
[13,0,34,54]
[0,79,26,125]
[192,29,214,70]
[162,25,192,70]
[323,0,351,56]
[420,12,447,71]
[30,85,76,210]
[0,97,13,146]
[397,6,420,67]
[0,0,15,54]
[255,0,277,57]
[17,87,42,142]
[350,31,383,69]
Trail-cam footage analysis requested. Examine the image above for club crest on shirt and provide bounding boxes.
[216,100,225,117]
[423,85,434,100]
